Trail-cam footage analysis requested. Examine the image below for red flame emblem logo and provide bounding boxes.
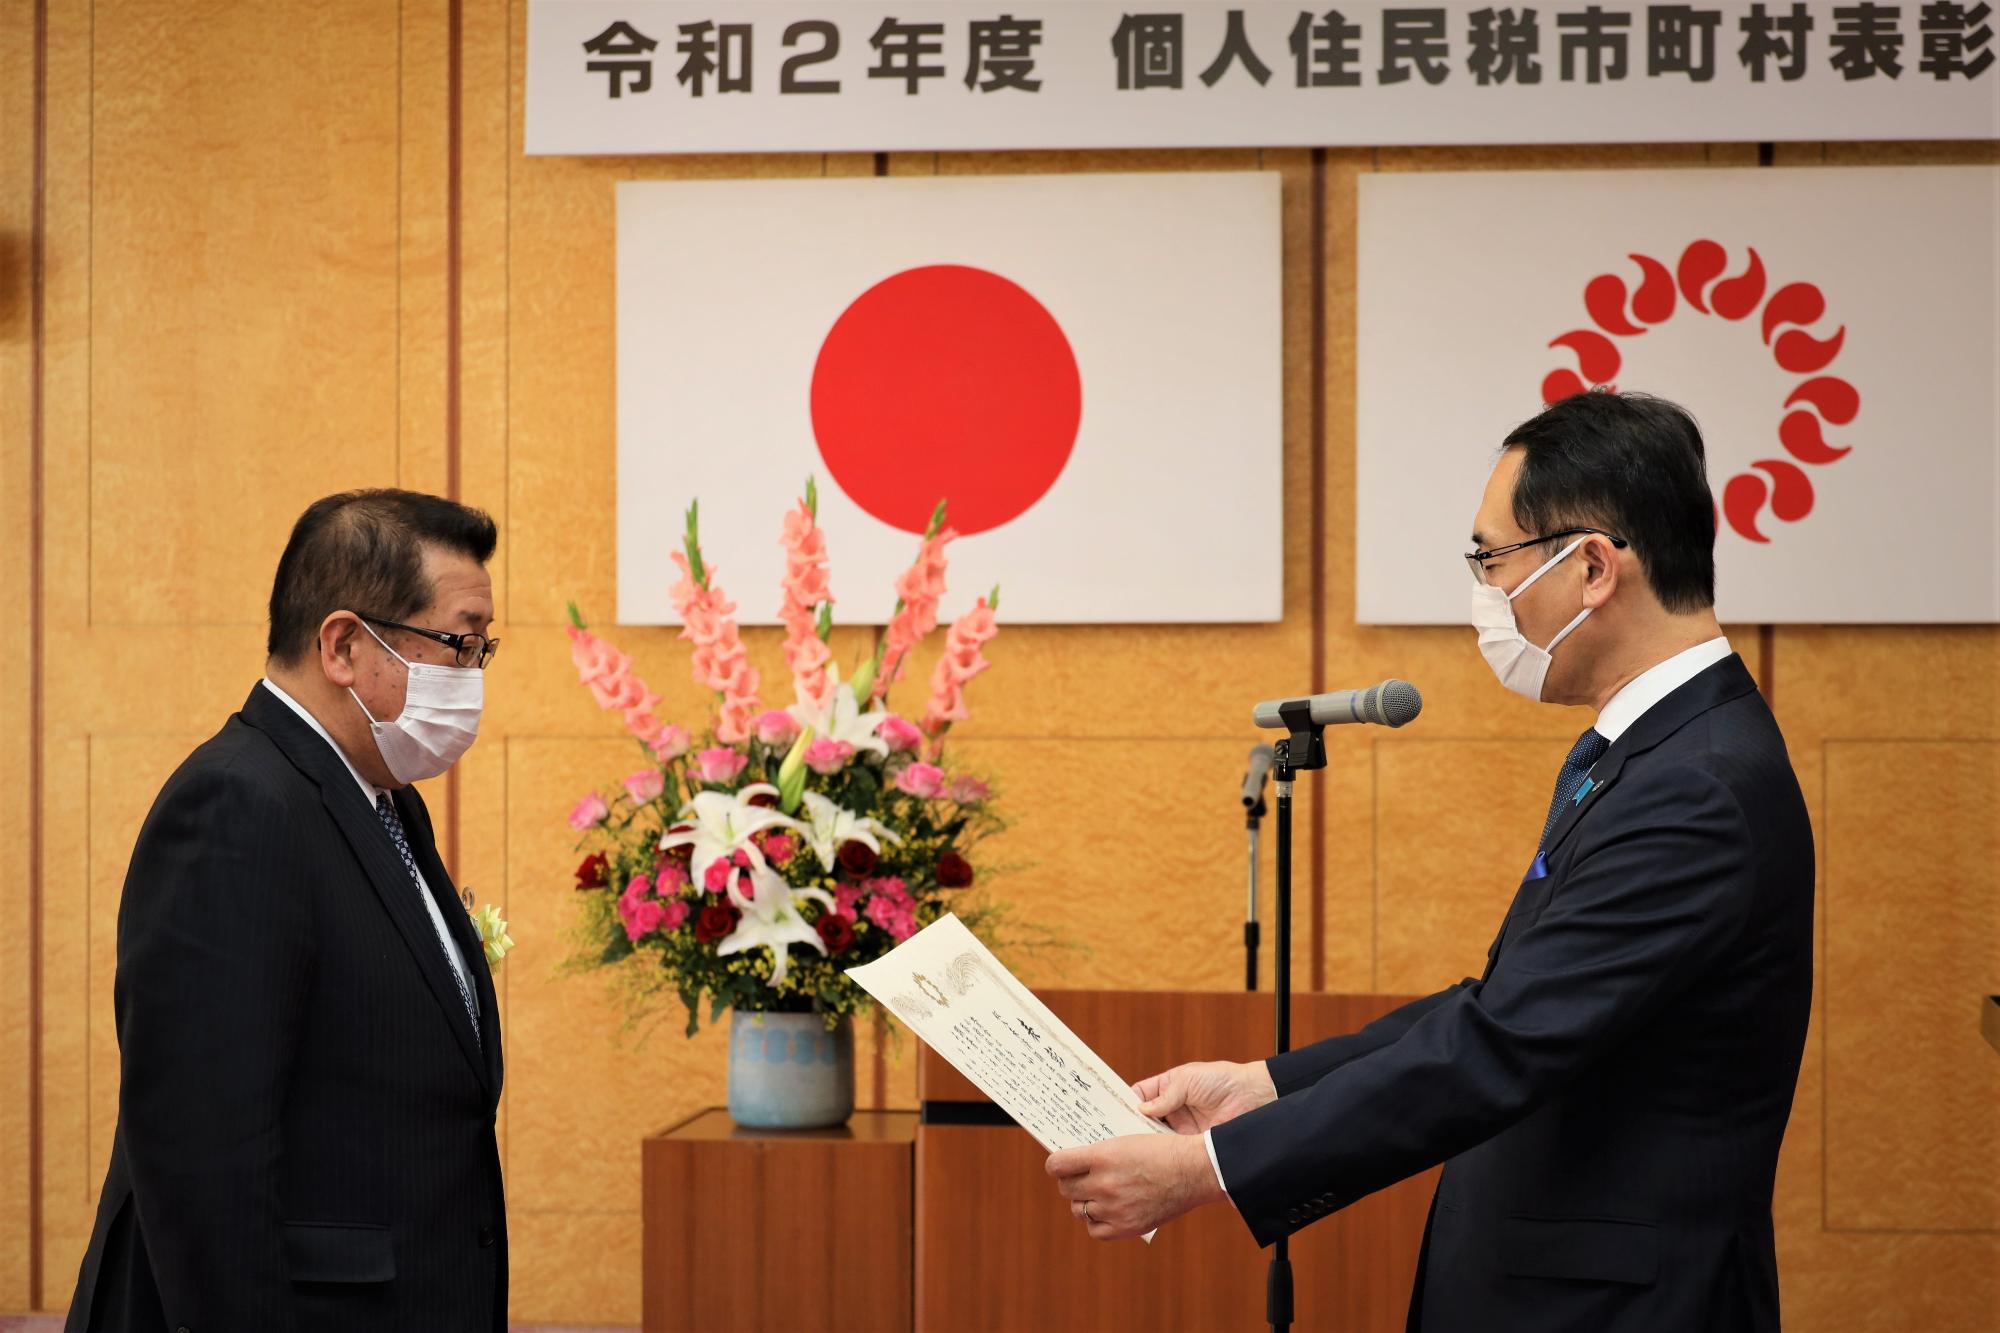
[1540,241,1858,544]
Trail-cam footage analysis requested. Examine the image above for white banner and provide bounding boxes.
[529,1,1999,155]
[616,172,1283,626]
[1355,165,2000,626]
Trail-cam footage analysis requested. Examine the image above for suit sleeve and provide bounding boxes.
[115,762,313,1331]
[1264,984,1473,1096]
[1211,763,1755,1247]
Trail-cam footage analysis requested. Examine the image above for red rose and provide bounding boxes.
[744,789,779,809]
[816,914,856,956]
[936,851,974,889]
[837,840,879,877]
[694,903,740,944]
[575,852,610,890]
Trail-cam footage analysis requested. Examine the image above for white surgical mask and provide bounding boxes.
[1470,535,1593,703]
[350,620,484,783]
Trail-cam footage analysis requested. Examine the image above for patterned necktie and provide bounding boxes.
[375,793,482,1047]
[1541,727,1609,851]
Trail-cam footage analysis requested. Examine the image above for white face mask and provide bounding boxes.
[1470,535,1593,703]
[350,620,484,784]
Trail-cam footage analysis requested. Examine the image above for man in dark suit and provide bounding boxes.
[67,489,508,1333]
[1047,391,1814,1332]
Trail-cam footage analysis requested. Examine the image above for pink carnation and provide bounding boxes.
[568,792,610,830]
[691,747,748,785]
[755,709,801,747]
[895,762,946,799]
[761,832,797,866]
[878,716,923,754]
[921,596,998,736]
[658,899,691,931]
[622,898,668,941]
[864,888,917,942]
[803,738,857,775]
[655,860,692,892]
[703,859,734,894]
[948,775,991,805]
[834,883,866,922]
[653,724,692,761]
[624,769,665,804]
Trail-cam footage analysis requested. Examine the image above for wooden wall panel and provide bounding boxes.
[87,0,404,628]
[1824,740,1999,1231]
[9,0,1997,1324]
[0,0,40,1307]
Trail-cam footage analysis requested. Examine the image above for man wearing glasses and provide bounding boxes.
[67,490,508,1333]
[1048,391,1814,1333]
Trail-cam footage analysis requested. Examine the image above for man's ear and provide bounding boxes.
[1580,534,1621,609]
[320,612,363,689]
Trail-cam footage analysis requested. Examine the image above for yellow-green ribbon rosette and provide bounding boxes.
[470,902,515,967]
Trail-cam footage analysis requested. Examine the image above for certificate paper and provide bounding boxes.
[847,915,1171,1238]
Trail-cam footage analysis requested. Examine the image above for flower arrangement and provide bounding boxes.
[566,481,1004,1035]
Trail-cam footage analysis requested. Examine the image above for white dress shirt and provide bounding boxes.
[260,678,477,1006]
[1200,635,1735,1202]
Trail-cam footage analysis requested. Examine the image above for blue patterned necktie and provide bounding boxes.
[375,793,481,1047]
[1541,727,1609,851]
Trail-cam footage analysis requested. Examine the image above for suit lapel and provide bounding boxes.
[394,788,504,1098]
[1538,654,1760,863]
[240,684,492,1093]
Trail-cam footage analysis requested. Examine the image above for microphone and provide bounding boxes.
[1241,744,1275,808]
[1251,680,1423,730]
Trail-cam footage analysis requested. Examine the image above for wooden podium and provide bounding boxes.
[915,989,1436,1333]
[641,990,1435,1332]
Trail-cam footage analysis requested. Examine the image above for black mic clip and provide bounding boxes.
[1275,699,1328,775]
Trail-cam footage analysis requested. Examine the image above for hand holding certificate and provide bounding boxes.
[845,915,1227,1242]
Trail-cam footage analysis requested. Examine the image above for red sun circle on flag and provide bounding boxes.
[811,264,1082,536]
[1539,240,1860,545]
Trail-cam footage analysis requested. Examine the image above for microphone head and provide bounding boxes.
[1241,744,1276,806]
[1368,679,1423,728]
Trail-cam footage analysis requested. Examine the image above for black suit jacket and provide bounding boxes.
[67,683,507,1333]
[1212,655,1813,1333]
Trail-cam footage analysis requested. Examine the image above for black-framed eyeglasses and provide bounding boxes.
[1464,528,1628,586]
[359,614,500,669]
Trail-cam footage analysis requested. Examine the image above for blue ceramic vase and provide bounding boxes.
[726,1010,855,1130]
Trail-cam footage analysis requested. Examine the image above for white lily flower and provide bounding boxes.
[787,662,892,758]
[659,783,805,894]
[799,790,903,874]
[717,863,836,988]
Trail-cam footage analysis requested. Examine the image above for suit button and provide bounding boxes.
[477,1226,496,1248]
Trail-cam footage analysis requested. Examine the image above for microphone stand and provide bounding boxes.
[1245,790,1265,992]
[1267,706,1327,1333]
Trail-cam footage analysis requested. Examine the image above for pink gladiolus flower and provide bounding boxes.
[878,716,923,753]
[876,527,958,700]
[778,501,837,713]
[653,724,692,762]
[895,762,946,799]
[568,793,610,830]
[670,550,763,744]
[566,623,670,748]
[948,775,991,805]
[624,769,665,804]
[803,738,857,775]
[691,747,748,785]
[754,709,801,747]
[921,596,998,736]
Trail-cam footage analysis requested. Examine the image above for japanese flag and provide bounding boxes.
[616,171,1282,625]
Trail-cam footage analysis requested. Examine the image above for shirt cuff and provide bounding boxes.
[1203,1127,1233,1203]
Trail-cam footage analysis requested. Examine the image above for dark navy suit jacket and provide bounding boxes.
[68,684,507,1333]
[1211,655,1813,1333]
